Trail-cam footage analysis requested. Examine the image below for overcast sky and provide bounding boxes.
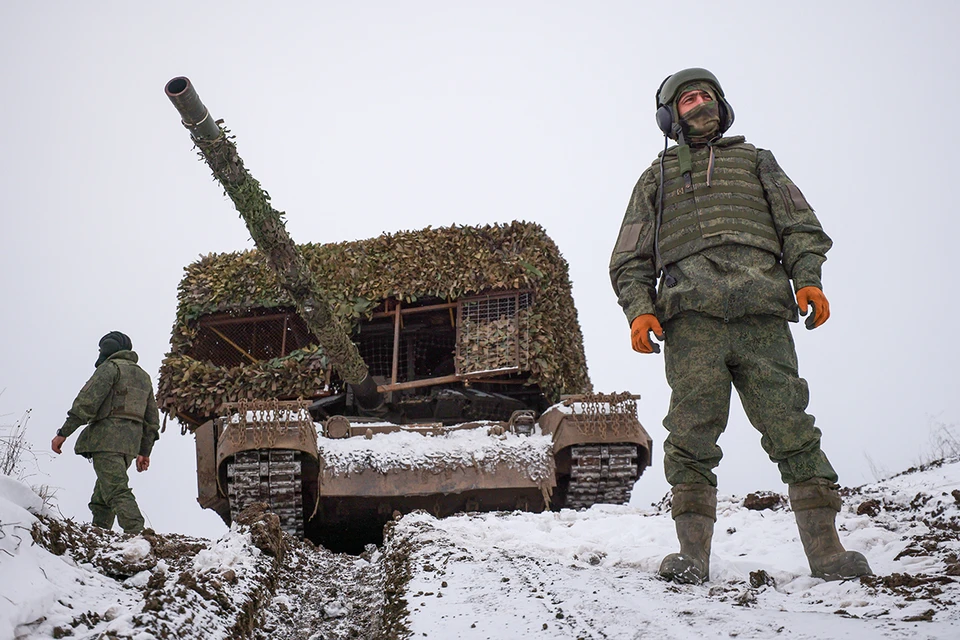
[2,1,958,539]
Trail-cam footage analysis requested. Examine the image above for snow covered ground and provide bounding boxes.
[1,458,958,639]
[0,472,276,640]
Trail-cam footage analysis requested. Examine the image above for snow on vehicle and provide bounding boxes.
[160,77,652,549]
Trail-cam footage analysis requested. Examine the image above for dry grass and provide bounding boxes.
[0,402,32,478]
[0,393,58,511]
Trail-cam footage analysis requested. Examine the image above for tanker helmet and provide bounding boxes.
[96,330,133,367]
[655,68,735,139]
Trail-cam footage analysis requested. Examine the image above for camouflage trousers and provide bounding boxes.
[662,312,838,488]
[88,452,145,534]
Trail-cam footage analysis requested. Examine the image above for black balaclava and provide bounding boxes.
[96,331,133,367]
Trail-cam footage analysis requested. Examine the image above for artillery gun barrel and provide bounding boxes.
[164,76,383,411]
[164,77,221,141]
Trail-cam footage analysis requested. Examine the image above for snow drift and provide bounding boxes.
[1,457,958,639]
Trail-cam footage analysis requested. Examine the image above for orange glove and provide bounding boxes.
[630,314,664,354]
[796,286,830,329]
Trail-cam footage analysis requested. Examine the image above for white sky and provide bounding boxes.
[1,1,958,539]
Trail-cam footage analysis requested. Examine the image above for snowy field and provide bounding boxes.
[1,458,958,639]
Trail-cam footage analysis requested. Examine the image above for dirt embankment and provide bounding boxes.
[30,504,416,640]
[26,457,960,639]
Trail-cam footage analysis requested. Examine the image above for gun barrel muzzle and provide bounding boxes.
[165,76,222,141]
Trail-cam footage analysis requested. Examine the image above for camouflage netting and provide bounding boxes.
[158,221,591,426]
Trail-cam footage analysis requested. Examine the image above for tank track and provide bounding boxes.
[226,449,304,537]
[565,444,639,509]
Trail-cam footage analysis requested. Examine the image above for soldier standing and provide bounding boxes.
[51,331,160,535]
[609,68,871,583]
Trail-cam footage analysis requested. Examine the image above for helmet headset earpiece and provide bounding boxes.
[655,76,674,136]
[654,68,735,139]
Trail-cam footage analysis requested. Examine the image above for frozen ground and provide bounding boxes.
[1,458,958,639]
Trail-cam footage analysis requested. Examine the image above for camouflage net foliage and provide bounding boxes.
[161,345,331,422]
[457,307,533,373]
[159,222,591,425]
[191,128,369,386]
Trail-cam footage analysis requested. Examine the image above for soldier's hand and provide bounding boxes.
[51,435,66,455]
[796,287,830,329]
[136,455,150,472]
[630,314,665,354]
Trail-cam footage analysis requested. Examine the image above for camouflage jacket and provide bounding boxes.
[609,136,832,325]
[59,350,161,458]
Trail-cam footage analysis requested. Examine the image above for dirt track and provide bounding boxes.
[25,458,960,640]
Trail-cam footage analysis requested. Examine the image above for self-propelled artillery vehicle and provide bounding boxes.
[160,77,652,549]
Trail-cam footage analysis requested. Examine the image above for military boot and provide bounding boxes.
[91,513,116,531]
[789,478,872,581]
[658,483,717,585]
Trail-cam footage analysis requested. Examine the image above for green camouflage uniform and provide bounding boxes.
[610,136,838,487]
[59,350,160,533]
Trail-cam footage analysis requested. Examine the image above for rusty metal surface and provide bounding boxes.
[194,420,221,509]
[319,459,556,504]
[564,392,643,439]
[324,415,351,439]
[539,392,653,456]
[374,369,521,394]
[318,418,492,439]
[539,392,653,509]
[215,399,319,467]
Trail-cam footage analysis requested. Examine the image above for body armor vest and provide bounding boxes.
[94,360,151,423]
[657,139,781,266]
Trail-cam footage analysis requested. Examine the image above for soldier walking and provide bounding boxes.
[51,331,160,535]
[609,68,871,583]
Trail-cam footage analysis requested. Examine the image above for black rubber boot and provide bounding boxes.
[789,479,872,581]
[658,484,717,585]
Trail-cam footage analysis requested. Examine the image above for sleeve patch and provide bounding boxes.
[614,223,645,254]
[787,183,812,210]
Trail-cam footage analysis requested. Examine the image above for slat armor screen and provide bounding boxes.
[456,291,532,375]
[188,310,316,368]
[357,330,457,382]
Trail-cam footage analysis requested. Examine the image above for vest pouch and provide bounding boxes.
[105,361,150,422]
[657,141,782,266]
[111,385,149,422]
